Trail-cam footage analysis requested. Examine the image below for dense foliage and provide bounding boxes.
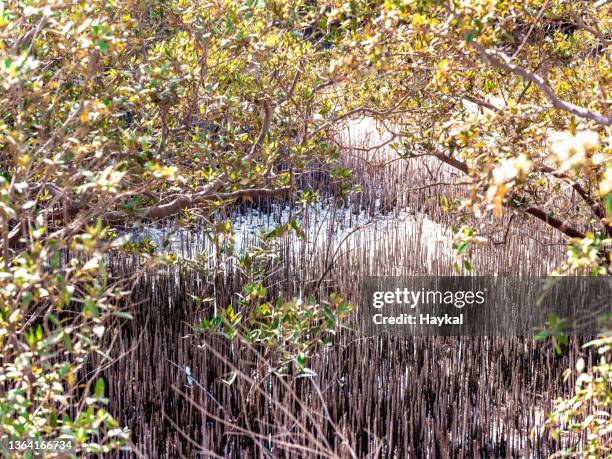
[0,0,610,456]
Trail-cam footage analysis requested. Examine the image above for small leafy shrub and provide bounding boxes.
[545,336,611,458]
[0,219,129,456]
[197,229,352,374]
[200,291,352,374]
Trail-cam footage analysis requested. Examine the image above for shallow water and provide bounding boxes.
[132,198,454,276]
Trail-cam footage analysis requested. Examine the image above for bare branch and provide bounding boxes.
[416,150,588,239]
[523,206,585,239]
[471,43,611,126]
[102,186,291,224]
[408,180,473,191]
[539,166,607,223]
[432,152,469,174]
[462,94,501,113]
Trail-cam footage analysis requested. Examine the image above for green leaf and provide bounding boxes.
[114,311,133,320]
[48,313,59,325]
[22,291,33,307]
[534,329,550,340]
[296,352,305,369]
[63,332,73,352]
[289,219,306,240]
[264,223,288,239]
[553,338,562,355]
[94,378,105,398]
[462,259,473,272]
[226,305,236,323]
[50,252,61,270]
[456,241,469,255]
[50,410,57,427]
[98,39,108,54]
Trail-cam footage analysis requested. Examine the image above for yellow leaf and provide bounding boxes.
[80,106,90,124]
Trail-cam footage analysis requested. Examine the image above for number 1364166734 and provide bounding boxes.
[1,438,74,455]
